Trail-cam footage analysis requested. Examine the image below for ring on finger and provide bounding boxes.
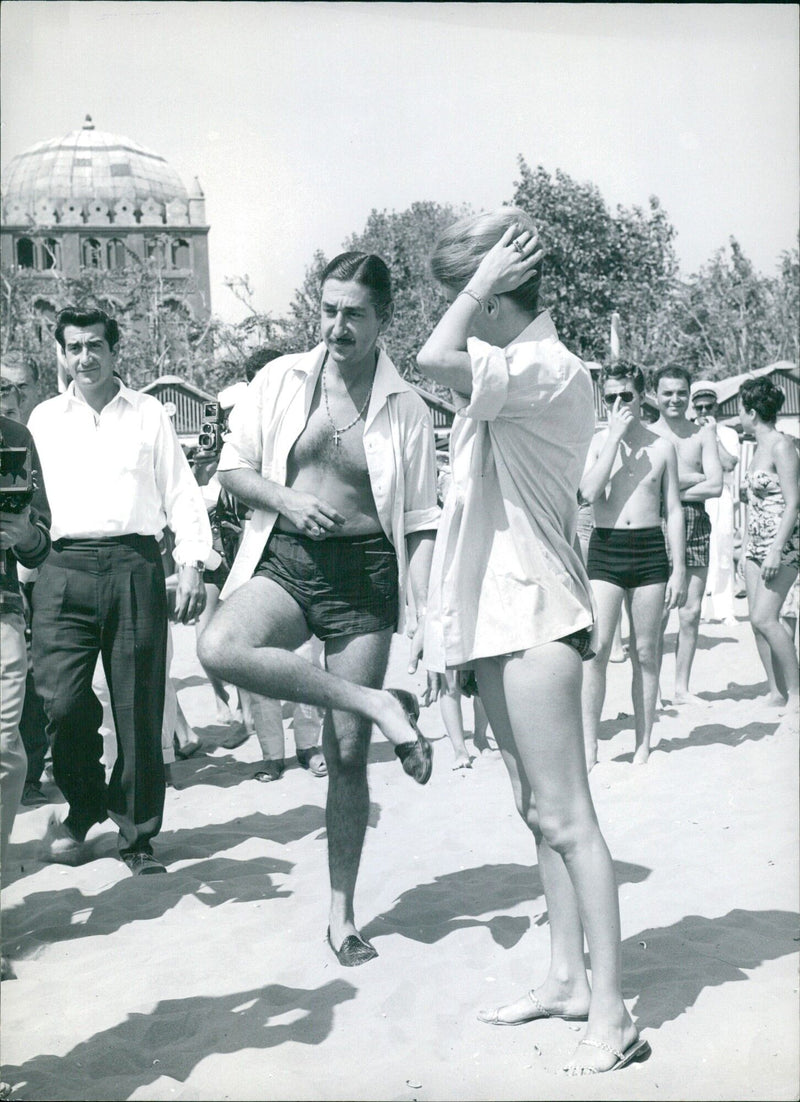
[513,239,524,255]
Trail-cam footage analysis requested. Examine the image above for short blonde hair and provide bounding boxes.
[430,207,542,312]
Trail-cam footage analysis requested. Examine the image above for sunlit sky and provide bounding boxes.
[2,2,797,322]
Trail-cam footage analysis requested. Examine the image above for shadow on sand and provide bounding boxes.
[623,908,800,1029]
[1,980,357,1101]
[613,719,780,761]
[361,860,650,948]
[4,852,293,958]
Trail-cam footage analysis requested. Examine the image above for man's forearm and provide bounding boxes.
[680,476,723,502]
[218,468,288,514]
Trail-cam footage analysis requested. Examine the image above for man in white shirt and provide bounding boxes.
[28,308,211,876]
[199,253,440,966]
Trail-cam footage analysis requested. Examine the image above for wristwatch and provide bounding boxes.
[182,560,205,573]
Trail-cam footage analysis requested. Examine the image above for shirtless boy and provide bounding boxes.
[580,361,686,767]
[651,366,722,703]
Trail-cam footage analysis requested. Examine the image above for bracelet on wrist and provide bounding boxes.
[457,288,485,312]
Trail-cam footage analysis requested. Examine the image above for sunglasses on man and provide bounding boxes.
[603,391,635,406]
[692,399,716,412]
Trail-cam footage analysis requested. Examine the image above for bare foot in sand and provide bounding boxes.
[632,745,650,765]
[672,691,706,706]
[766,692,789,708]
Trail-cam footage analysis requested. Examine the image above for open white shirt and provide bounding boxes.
[217,343,440,632]
[424,311,595,670]
[28,379,212,566]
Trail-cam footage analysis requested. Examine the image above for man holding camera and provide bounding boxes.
[0,412,51,919]
[28,307,211,876]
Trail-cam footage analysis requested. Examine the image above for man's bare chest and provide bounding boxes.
[288,401,369,480]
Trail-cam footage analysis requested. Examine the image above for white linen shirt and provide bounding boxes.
[424,310,595,670]
[217,343,440,632]
[28,379,212,566]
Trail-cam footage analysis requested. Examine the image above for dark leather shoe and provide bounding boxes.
[121,851,167,876]
[326,928,378,967]
[254,759,285,783]
[296,747,327,776]
[388,689,433,784]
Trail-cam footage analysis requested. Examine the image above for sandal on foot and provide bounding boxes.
[296,747,327,777]
[564,1035,651,1074]
[478,989,588,1027]
[326,927,378,967]
[388,689,433,785]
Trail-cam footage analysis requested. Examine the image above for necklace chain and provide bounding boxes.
[321,356,373,448]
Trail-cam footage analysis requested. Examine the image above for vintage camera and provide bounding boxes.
[199,401,222,453]
[0,445,35,514]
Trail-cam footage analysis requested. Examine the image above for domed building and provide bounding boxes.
[0,115,211,321]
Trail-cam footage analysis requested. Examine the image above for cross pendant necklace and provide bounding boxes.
[321,354,373,448]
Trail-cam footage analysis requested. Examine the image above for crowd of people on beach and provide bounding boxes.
[1,209,797,1076]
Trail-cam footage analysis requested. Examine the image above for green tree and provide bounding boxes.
[509,158,678,366]
[1,238,208,395]
[663,237,799,378]
[345,201,467,385]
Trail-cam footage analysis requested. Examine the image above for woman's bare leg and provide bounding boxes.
[476,644,637,1071]
[746,560,799,709]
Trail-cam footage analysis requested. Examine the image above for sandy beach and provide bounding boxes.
[1,597,798,1102]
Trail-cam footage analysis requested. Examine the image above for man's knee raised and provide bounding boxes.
[197,616,229,675]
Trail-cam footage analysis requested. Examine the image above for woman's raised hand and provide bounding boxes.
[469,224,543,299]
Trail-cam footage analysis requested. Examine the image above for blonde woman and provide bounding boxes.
[417,209,649,1075]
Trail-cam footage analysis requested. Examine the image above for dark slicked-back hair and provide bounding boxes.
[55,307,120,351]
[602,359,646,395]
[320,252,393,319]
[653,364,692,392]
[740,376,785,424]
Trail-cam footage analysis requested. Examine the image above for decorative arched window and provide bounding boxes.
[39,238,61,270]
[146,237,167,267]
[81,238,103,268]
[171,238,191,269]
[106,238,127,270]
[16,238,35,268]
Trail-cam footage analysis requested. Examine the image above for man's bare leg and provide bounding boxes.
[439,672,472,768]
[673,568,708,704]
[323,629,393,950]
[198,577,423,748]
[625,583,666,764]
[581,582,625,770]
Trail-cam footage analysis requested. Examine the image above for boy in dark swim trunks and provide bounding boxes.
[651,367,723,704]
[580,362,686,767]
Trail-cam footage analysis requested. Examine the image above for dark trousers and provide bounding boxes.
[19,582,49,785]
[32,536,168,856]
[20,667,48,784]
